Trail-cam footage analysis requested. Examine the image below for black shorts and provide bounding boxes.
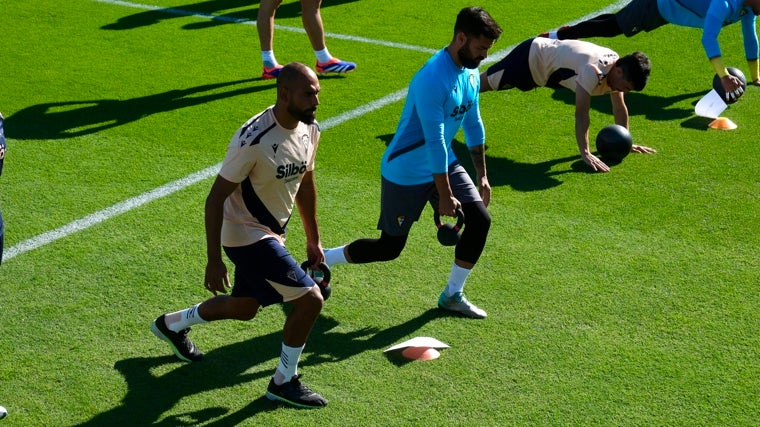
[485,38,538,92]
[377,162,481,236]
[616,0,668,36]
[223,238,314,306]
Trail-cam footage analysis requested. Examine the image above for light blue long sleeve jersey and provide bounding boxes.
[657,0,758,60]
[381,48,485,186]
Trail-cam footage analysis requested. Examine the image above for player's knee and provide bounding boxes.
[293,286,324,317]
[375,233,406,261]
[463,202,491,234]
[346,234,407,263]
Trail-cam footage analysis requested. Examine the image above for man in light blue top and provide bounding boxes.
[324,7,502,319]
[542,0,760,101]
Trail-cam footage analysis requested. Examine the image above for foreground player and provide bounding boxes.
[481,38,654,172]
[541,0,760,101]
[151,63,328,409]
[324,7,502,319]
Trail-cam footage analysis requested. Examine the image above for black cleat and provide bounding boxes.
[266,375,327,409]
[150,314,203,362]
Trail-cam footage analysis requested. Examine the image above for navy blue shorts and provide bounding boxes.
[223,238,314,306]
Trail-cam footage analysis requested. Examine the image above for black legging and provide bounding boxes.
[346,201,491,265]
[558,14,623,39]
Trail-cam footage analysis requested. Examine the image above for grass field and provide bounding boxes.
[1,0,759,425]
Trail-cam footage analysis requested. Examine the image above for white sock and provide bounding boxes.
[164,303,207,332]
[261,50,278,68]
[274,343,305,385]
[548,31,558,40]
[315,48,332,63]
[445,263,471,297]
[324,245,348,266]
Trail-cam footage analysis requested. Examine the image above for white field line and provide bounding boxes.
[4,0,628,261]
[93,0,439,54]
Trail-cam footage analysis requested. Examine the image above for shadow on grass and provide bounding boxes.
[376,133,592,192]
[372,91,698,191]
[549,89,704,122]
[74,309,443,425]
[100,0,360,31]
[680,116,715,130]
[5,79,266,140]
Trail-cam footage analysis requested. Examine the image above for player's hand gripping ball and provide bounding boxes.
[301,261,332,301]
[596,124,633,163]
[434,209,465,246]
[712,66,747,104]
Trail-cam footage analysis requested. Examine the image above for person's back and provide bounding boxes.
[657,0,751,28]
[530,39,619,96]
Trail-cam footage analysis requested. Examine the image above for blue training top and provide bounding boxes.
[381,48,485,186]
[657,0,758,60]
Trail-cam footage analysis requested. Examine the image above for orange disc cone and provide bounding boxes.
[709,117,737,130]
[401,347,441,361]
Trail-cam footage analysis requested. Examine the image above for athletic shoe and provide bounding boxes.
[538,25,570,39]
[262,64,284,80]
[150,314,203,362]
[315,58,356,75]
[437,291,487,319]
[266,375,328,409]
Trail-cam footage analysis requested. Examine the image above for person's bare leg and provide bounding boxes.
[257,0,283,52]
[198,295,259,321]
[282,286,323,346]
[299,0,326,51]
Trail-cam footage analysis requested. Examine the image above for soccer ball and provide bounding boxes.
[712,67,747,104]
[595,124,633,163]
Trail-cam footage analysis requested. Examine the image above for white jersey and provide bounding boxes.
[529,38,618,96]
[218,107,319,247]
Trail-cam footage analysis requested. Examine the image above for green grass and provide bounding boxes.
[1,0,759,425]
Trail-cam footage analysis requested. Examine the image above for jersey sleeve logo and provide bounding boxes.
[301,134,310,153]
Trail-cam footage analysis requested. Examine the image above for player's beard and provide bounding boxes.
[289,105,317,124]
[457,43,484,69]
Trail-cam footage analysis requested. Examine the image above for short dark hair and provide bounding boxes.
[454,6,502,41]
[277,62,313,89]
[616,52,651,91]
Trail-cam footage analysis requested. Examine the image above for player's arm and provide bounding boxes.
[468,144,490,207]
[462,103,491,207]
[703,4,745,99]
[610,91,656,154]
[295,169,324,266]
[740,13,760,85]
[420,118,458,216]
[610,90,629,128]
[416,75,459,217]
[204,175,237,295]
[433,172,459,218]
[575,86,609,172]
